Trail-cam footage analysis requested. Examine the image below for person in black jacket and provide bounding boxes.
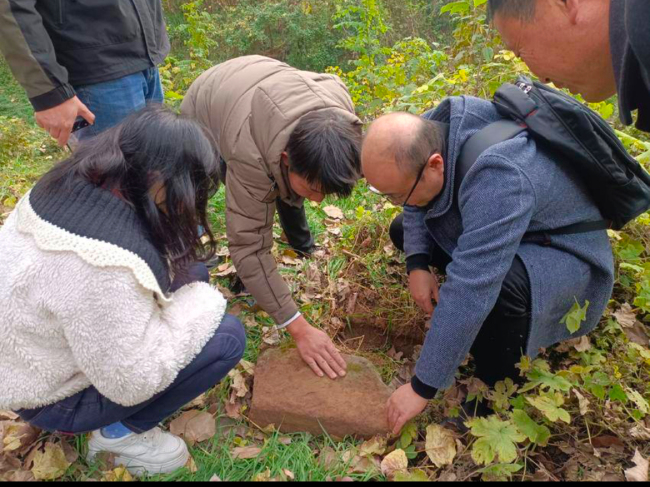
[488,0,650,133]
[0,0,169,146]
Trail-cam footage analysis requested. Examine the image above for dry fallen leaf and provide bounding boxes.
[318,447,340,469]
[1,421,39,453]
[348,455,380,475]
[380,449,408,479]
[613,303,637,328]
[425,424,456,467]
[283,468,295,480]
[573,389,590,416]
[571,335,591,352]
[359,436,387,458]
[323,205,344,220]
[252,467,277,481]
[228,369,249,398]
[327,227,342,236]
[169,410,216,445]
[31,443,71,481]
[625,449,649,482]
[5,470,35,482]
[624,321,650,347]
[102,466,134,482]
[281,255,302,266]
[239,359,255,376]
[215,264,237,277]
[210,474,222,481]
[185,457,198,474]
[629,422,650,441]
[261,326,281,346]
[225,392,243,420]
[231,446,262,460]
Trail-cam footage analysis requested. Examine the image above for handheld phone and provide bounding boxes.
[71,117,90,133]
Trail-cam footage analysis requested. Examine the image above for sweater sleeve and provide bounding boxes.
[414,154,536,390]
[0,0,76,111]
[55,262,227,407]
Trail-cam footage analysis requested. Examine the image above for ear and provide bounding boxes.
[281,151,289,168]
[427,153,445,174]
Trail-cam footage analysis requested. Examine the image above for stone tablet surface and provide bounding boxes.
[249,348,393,439]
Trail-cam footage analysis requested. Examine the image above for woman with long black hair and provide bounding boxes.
[0,105,245,476]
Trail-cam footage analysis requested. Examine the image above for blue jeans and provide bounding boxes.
[17,264,244,434]
[74,67,163,139]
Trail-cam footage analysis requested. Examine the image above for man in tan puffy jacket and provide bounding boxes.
[181,56,363,379]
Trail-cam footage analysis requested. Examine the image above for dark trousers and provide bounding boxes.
[219,158,314,254]
[17,264,246,434]
[390,214,531,387]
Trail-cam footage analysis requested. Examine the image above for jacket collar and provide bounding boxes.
[29,178,171,292]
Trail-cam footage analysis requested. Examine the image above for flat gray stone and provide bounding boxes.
[249,348,392,439]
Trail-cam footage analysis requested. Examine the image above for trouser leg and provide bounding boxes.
[17,314,246,434]
[276,198,314,255]
[469,256,531,387]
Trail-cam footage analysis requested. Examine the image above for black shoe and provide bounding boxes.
[229,275,250,296]
[204,254,223,270]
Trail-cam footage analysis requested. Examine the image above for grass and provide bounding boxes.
[0,58,33,122]
[2,58,649,483]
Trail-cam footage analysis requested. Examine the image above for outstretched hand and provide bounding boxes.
[287,316,347,379]
[408,269,439,315]
[387,383,429,435]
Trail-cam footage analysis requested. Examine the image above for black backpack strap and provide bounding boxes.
[455,119,527,197]
[522,220,612,246]
[456,119,611,242]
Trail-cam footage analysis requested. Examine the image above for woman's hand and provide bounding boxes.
[287,316,347,379]
[387,383,429,435]
[408,269,439,315]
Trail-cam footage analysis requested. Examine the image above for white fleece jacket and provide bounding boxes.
[0,194,227,410]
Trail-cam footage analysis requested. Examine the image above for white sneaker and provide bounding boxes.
[87,427,190,476]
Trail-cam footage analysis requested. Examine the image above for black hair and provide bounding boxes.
[487,0,537,21]
[40,104,220,275]
[286,109,363,197]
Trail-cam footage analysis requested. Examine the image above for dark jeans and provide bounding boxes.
[390,214,531,387]
[17,263,245,434]
[219,158,314,254]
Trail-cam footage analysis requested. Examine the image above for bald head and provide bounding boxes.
[362,112,448,207]
[362,112,447,177]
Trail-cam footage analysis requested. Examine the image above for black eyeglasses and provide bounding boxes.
[400,160,427,207]
[369,153,431,207]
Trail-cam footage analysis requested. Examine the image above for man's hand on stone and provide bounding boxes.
[35,96,95,147]
[408,269,439,315]
[386,383,429,435]
[287,316,347,379]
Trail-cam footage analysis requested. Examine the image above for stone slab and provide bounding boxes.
[249,348,392,439]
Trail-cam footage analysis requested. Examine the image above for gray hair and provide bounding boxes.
[487,0,537,22]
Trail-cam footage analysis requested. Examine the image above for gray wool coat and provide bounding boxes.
[404,96,615,390]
